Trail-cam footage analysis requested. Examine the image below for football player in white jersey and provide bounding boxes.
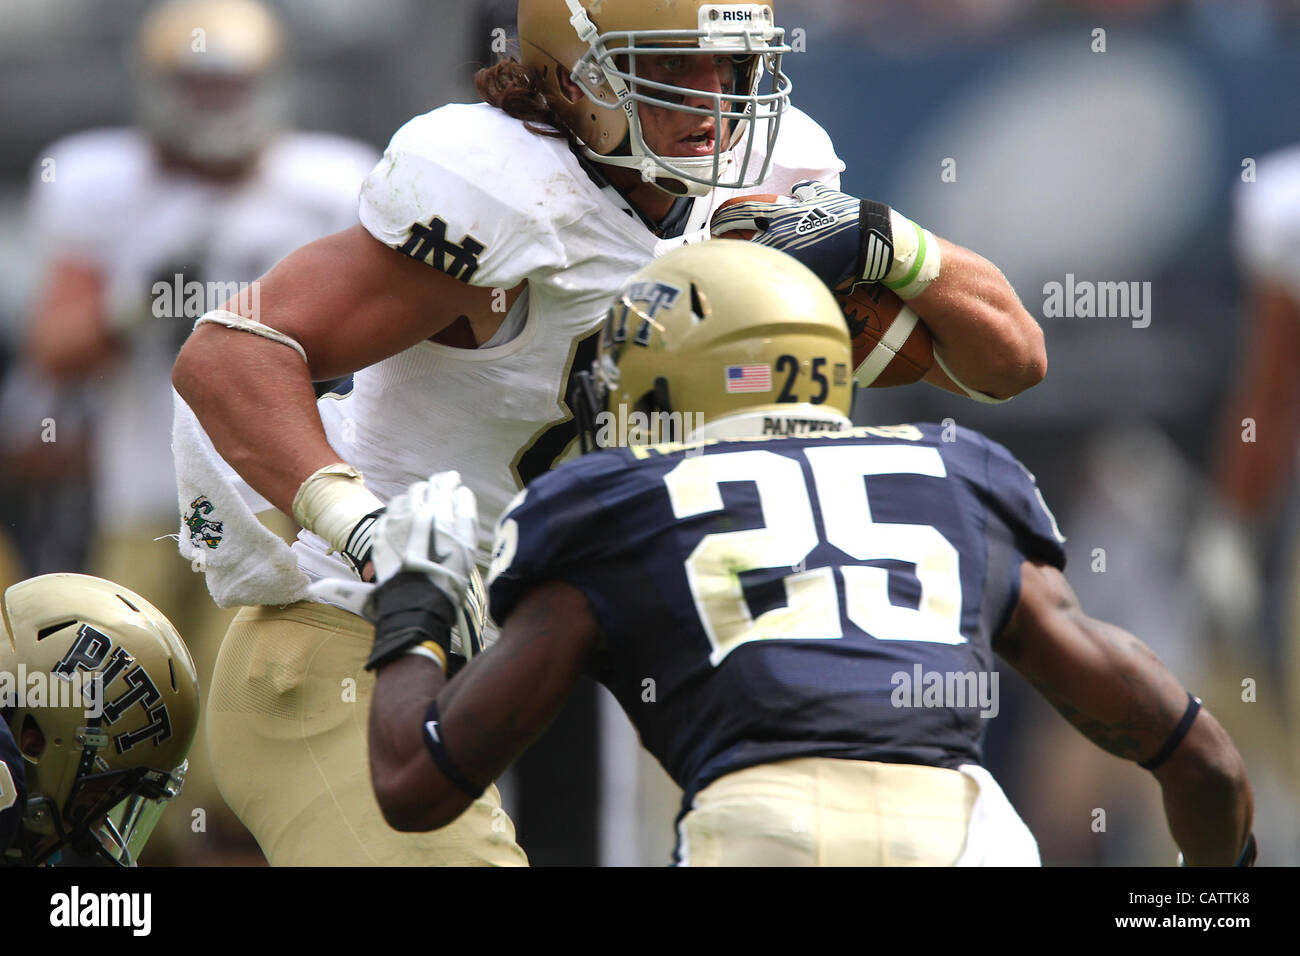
[172,0,1047,866]
[20,0,377,863]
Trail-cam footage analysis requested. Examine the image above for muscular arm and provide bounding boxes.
[172,225,508,516]
[995,560,1253,866]
[369,580,598,831]
[916,238,1046,401]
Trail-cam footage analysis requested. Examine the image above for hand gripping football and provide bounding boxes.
[711,193,934,387]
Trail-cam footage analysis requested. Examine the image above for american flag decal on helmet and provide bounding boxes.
[725,364,772,393]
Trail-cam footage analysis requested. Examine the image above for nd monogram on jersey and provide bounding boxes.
[292,101,846,581]
[487,423,1067,813]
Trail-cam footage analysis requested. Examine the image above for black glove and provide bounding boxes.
[710,181,897,292]
[364,572,456,672]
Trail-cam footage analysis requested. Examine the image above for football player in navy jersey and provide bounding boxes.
[345,242,1255,866]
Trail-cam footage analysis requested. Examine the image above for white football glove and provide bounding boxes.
[308,471,489,664]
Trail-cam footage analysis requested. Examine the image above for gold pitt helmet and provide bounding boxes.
[131,0,289,166]
[518,0,792,198]
[0,575,198,866]
[576,240,852,448]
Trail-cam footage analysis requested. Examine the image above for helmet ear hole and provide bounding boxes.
[689,283,708,322]
[36,621,76,641]
[653,376,673,416]
[20,715,45,759]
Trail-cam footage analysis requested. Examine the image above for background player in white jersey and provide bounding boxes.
[1209,144,1300,818]
[173,0,1046,865]
[350,241,1255,866]
[17,0,377,862]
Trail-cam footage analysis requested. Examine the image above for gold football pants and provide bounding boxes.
[678,757,986,866]
[207,600,528,866]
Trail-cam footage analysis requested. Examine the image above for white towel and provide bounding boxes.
[954,763,1041,866]
[172,390,312,608]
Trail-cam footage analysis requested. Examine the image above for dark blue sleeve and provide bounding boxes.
[486,451,634,627]
[0,720,26,855]
[978,435,1068,571]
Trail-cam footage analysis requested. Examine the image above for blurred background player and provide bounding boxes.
[348,241,1255,866]
[1205,141,1300,841]
[171,0,1042,867]
[7,0,377,863]
[0,574,199,866]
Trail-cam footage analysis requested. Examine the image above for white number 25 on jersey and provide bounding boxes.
[663,445,963,666]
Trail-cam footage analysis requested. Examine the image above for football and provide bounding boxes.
[837,282,934,388]
[711,194,934,387]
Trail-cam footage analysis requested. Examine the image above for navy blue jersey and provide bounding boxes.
[488,423,1066,809]
[0,718,25,855]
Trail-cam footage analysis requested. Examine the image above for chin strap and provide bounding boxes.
[564,0,599,44]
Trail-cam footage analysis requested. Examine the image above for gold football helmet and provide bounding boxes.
[518,0,791,197]
[0,574,199,866]
[131,0,288,166]
[576,240,853,448]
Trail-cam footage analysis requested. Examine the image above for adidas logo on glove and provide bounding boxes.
[795,207,836,235]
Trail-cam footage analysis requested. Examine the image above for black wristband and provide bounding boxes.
[422,699,486,799]
[857,199,895,285]
[1139,692,1201,771]
[365,572,456,672]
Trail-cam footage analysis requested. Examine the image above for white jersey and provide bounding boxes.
[28,128,378,531]
[291,101,845,580]
[1235,144,1300,304]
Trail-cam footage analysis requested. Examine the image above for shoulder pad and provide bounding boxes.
[970,431,1067,568]
[744,105,846,195]
[359,103,597,288]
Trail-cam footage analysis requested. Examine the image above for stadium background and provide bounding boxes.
[0,0,1296,865]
